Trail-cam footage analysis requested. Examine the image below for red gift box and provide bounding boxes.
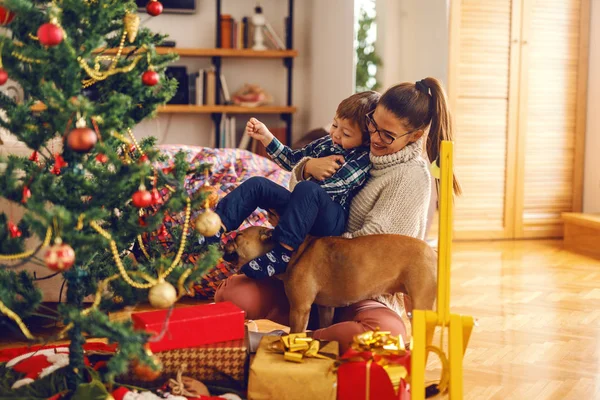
[132,302,245,352]
[337,349,411,400]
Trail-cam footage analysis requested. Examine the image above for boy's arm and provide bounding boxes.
[265,136,328,171]
[316,150,370,196]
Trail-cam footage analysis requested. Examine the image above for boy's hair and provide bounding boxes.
[336,91,381,141]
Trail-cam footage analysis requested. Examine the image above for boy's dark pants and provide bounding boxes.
[215,177,346,249]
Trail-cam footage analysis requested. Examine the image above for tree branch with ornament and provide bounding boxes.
[0,0,222,395]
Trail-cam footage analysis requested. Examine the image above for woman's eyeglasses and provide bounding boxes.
[365,111,420,145]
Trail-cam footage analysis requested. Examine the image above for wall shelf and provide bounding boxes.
[100,47,298,59]
[159,105,297,114]
[31,103,296,115]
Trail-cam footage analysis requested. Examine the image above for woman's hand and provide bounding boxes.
[246,117,274,146]
[304,155,345,180]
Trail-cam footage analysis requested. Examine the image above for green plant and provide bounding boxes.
[355,3,382,92]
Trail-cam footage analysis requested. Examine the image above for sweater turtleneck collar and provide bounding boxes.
[370,138,424,171]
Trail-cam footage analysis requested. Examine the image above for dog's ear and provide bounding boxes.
[259,229,273,242]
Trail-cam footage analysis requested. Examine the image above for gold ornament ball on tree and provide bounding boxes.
[197,184,219,208]
[194,209,222,237]
[131,353,162,382]
[148,280,177,309]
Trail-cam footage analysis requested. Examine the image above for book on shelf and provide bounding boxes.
[238,125,251,150]
[220,14,233,49]
[189,72,197,105]
[195,69,205,105]
[229,116,237,148]
[242,17,250,48]
[220,14,252,49]
[220,73,231,104]
[205,67,216,106]
[264,21,285,50]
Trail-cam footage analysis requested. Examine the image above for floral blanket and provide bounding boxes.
[156,145,290,299]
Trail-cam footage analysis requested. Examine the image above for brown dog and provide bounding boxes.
[222,226,437,333]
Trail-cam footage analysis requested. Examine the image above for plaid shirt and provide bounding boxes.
[266,136,370,211]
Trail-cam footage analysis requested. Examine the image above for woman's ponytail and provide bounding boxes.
[422,77,462,196]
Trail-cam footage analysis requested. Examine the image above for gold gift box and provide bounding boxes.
[248,336,339,400]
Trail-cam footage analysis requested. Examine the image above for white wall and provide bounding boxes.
[583,0,600,213]
[376,0,449,90]
[133,0,314,146]
[308,0,356,129]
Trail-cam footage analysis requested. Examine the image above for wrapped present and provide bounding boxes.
[248,334,338,400]
[118,338,248,390]
[132,302,245,352]
[337,330,411,400]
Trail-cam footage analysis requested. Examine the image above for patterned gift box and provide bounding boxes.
[118,338,248,389]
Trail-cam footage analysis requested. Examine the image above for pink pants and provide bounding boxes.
[214,274,408,354]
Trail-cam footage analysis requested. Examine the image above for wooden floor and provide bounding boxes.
[2,240,599,399]
[429,239,600,400]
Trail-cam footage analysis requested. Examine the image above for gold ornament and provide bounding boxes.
[79,29,142,88]
[148,280,177,309]
[197,184,219,208]
[90,196,191,290]
[124,12,140,43]
[131,352,163,381]
[194,209,222,237]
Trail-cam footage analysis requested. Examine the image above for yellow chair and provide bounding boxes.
[411,141,474,399]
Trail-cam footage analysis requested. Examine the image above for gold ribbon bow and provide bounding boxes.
[352,329,409,356]
[269,333,335,363]
[350,329,411,394]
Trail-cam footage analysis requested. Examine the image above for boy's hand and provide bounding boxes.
[304,155,345,181]
[246,117,274,146]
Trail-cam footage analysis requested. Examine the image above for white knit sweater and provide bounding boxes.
[343,139,431,240]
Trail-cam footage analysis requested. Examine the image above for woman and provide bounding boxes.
[215,77,461,352]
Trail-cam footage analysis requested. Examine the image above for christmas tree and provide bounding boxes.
[0,0,222,394]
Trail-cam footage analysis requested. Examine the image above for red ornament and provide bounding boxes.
[7,222,21,238]
[158,224,168,237]
[150,188,163,205]
[21,186,31,204]
[0,68,8,85]
[146,0,163,16]
[44,239,75,271]
[139,154,149,163]
[142,70,160,86]
[37,22,64,47]
[132,187,153,208]
[51,154,68,175]
[67,126,97,153]
[95,153,109,163]
[29,151,39,162]
[0,6,15,25]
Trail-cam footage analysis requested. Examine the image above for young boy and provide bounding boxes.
[210,91,380,279]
